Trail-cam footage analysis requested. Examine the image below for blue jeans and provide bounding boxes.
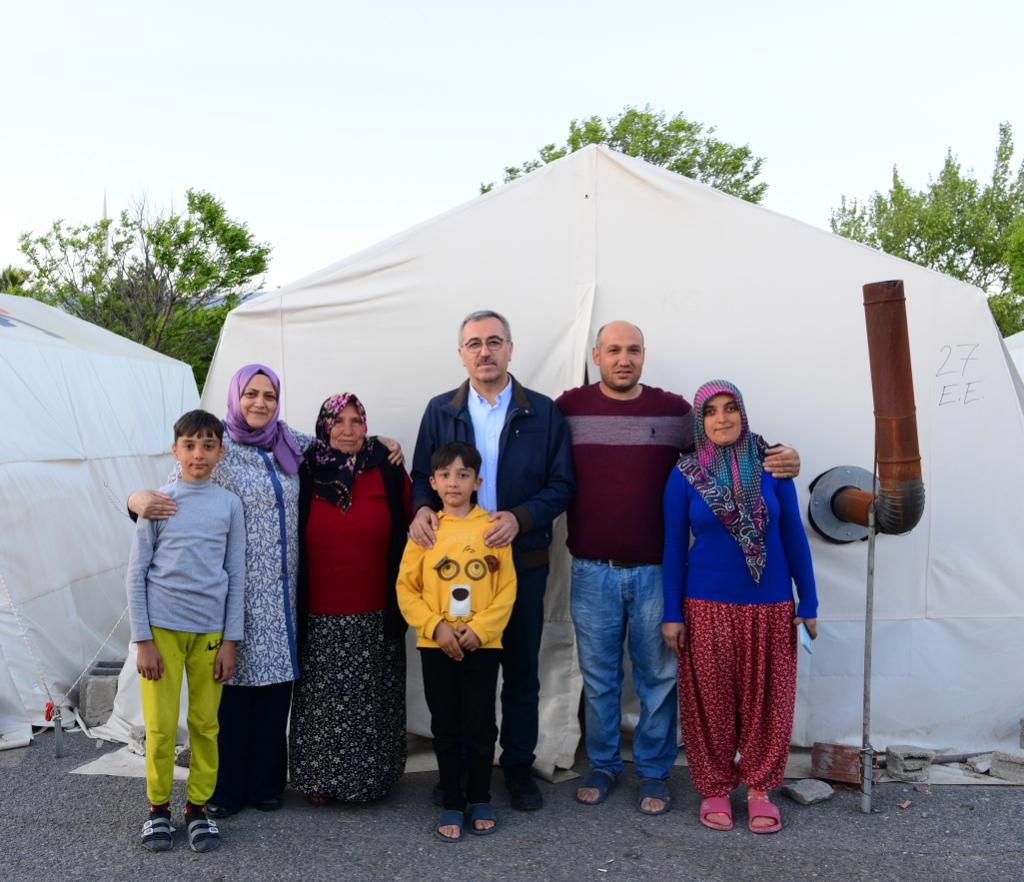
[570,558,678,780]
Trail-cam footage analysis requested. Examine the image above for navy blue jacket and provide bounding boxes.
[411,376,575,570]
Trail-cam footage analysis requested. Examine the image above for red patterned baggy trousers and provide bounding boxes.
[678,598,798,798]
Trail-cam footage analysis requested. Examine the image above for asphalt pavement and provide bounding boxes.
[1,731,1021,882]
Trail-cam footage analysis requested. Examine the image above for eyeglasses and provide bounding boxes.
[461,336,507,353]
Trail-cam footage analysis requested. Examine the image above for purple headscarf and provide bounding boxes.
[225,364,304,475]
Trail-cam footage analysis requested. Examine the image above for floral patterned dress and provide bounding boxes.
[209,426,312,686]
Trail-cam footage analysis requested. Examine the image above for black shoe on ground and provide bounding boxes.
[250,797,284,812]
[205,803,239,819]
[504,765,543,811]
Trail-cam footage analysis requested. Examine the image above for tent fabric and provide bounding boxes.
[106,146,1024,766]
[0,294,198,747]
[1007,330,1024,375]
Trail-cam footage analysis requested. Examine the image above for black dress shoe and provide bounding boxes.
[205,803,239,819]
[250,797,284,812]
[504,765,543,811]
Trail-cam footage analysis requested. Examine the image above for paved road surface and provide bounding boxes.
[1,732,1020,882]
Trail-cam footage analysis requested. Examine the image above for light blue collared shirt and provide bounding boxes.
[466,378,513,513]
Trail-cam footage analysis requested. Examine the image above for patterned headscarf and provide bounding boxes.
[225,364,304,475]
[306,393,387,512]
[677,379,768,582]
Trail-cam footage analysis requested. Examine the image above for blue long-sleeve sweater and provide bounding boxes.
[662,468,817,623]
[127,479,246,642]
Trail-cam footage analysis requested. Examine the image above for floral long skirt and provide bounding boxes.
[289,610,406,802]
[678,598,797,797]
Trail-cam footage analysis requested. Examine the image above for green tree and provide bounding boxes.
[0,264,29,294]
[482,104,768,202]
[830,123,1024,336]
[18,190,269,387]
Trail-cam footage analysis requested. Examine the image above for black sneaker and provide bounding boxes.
[504,765,543,811]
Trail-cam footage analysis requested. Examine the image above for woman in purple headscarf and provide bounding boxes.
[661,380,817,835]
[128,365,402,818]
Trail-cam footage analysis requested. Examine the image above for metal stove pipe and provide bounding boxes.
[808,280,925,541]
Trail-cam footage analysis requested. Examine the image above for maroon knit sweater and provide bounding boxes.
[555,383,693,564]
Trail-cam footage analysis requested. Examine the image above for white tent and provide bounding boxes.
[196,145,1024,769]
[1007,330,1024,377]
[0,294,198,748]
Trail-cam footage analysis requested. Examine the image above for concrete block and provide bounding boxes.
[79,672,119,728]
[174,745,191,769]
[92,659,125,673]
[128,725,146,756]
[886,744,936,783]
[782,779,834,805]
[990,751,1024,784]
[966,753,992,774]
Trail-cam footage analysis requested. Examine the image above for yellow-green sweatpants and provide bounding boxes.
[139,627,224,805]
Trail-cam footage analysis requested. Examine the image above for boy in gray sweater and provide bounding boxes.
[127,409,245,853]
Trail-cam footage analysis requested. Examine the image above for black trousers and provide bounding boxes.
[498,563,548,769]
[420,648,500,810]
[211,681,292,811]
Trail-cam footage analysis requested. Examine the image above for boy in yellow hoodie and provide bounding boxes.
[396,441,516,843]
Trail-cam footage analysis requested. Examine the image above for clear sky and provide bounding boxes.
[2,0,1021,289]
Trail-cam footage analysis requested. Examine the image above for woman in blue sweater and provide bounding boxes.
[662,380,817,834]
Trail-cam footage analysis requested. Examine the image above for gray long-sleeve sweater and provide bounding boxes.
[126,479,246,642]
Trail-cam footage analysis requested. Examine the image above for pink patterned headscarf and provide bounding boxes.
[677,379,768,582]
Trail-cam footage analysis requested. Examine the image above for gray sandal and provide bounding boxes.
[140,815,175,852]
[186,814,221,852]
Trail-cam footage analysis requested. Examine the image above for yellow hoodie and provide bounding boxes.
[396,506,517,649]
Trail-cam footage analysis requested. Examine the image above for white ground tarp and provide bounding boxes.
[108,145,1024,769]
[0,294,198,747]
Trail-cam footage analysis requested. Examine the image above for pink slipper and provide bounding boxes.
[746,790,782,834]
[699,796,733,831]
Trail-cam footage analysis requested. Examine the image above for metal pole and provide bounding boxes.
[53,707,65,759]
[861,503,877,813]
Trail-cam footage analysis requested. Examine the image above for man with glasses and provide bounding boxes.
[410,309,574,811]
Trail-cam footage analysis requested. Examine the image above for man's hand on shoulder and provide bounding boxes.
[484,510,520,548]
[409,506,438,548]
[764,445,800,479]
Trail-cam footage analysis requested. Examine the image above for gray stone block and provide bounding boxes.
[886,744,936,782]
[782,779,835,805]
[79,673,118,728]
[966,753,992,774]
[128,725,146,756]
[91,659,125,673]
[990,751,1024,784]
[174,745,191,769]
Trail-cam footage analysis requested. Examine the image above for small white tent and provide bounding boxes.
[0,294,198,747]
[199,146,1024,770]
[1006,330,1024,377]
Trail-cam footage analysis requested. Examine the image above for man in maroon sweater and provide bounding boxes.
[555,321,799,814]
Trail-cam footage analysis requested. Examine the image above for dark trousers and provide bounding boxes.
[420,648,500,810]
[211,681,292,811]
[498,563,548,770]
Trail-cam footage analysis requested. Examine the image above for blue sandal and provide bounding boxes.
[637,777,672,815]
[434,809,465,843]
[467,802,499,835]
[575,769,617,805]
